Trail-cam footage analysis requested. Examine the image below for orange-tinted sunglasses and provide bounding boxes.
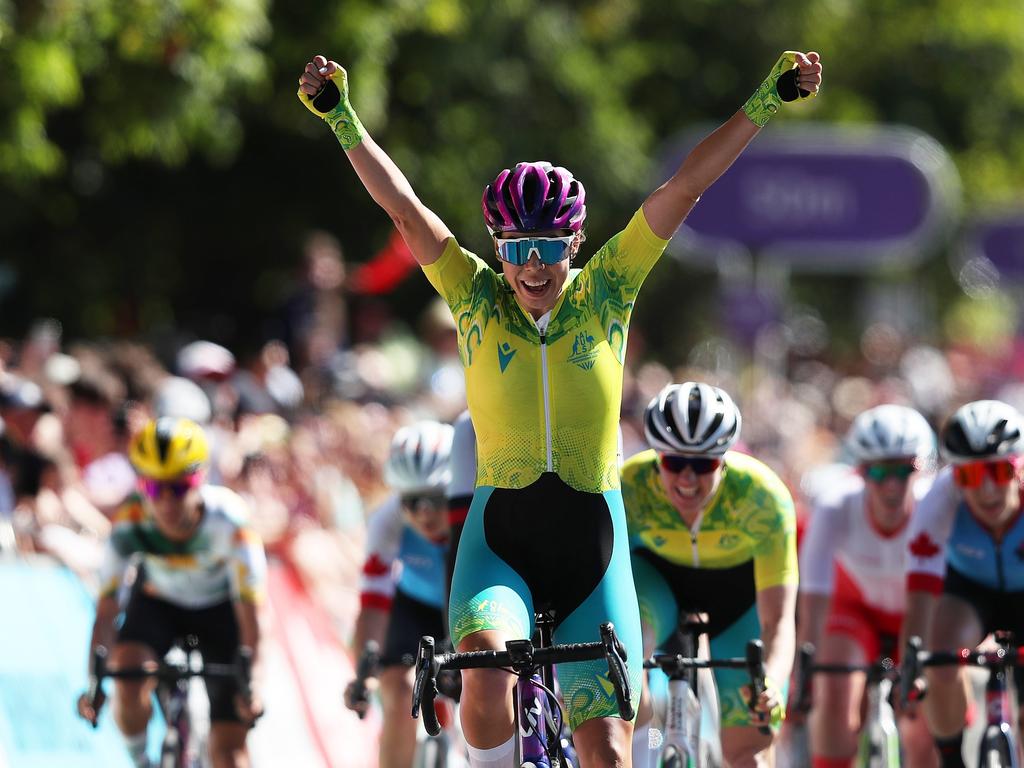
[952,459,1020,489]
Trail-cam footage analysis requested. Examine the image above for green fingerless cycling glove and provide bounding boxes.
[297,67,365,150]
[742,51,816,128]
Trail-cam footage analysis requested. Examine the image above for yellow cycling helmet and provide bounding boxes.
[130,417,209,480]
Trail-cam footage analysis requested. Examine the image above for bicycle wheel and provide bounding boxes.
[415,733,449,768]
[659,744,687,768]
[979,724,1018,768]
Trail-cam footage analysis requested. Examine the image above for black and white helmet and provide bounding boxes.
[845,404,936,464]
[643,382,742,456]
[384,420,455,493]
[941,400,1024,463]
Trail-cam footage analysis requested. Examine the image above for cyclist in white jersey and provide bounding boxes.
[345,420,454,768]
[77,417,267,768]
[796,405,938,768]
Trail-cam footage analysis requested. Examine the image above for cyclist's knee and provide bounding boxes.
[900,714,939,767]
[113,678,152,708]
[814,676,858,730]
[924,664,963,692]
[460,667,514,709]
[378,666,413,717]
[721,726,773,768]
[572,716,632,767]
[209,724,249,768]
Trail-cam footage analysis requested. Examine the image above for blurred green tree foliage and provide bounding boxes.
[1,0,1022,347]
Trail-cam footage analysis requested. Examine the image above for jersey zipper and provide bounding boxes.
[539,331,553,472]
[995,543,1005,592]
[689,508,705,568]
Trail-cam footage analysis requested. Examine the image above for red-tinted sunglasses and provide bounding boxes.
[659,454,722,475]
[140,473,203,500]
[952,459,1020,489]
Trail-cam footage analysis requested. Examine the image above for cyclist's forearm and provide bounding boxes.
[900,590,935,652]
[795,592,830,652]
[344,136,451,266]
[757,584,798,685]
[88,596,119,670]
[233,599,261,665]
[642,112,758,239]
[352,606,389,658]
[763,618,796,687]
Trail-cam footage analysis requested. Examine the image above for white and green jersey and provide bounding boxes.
[99,485,267,609]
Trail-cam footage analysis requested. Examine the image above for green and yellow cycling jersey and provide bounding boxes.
[423,208,668,493]
[622,450,798,590]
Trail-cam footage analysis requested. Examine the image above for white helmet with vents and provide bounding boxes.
[643,382,742,456]
[941,400,1024,463]
[845,404,936,464]
[384,420,455,493]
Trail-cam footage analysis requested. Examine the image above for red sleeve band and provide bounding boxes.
[360,592,393,611]
[907,573,944,596]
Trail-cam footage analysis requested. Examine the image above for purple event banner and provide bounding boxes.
[664,125,961,271]
[966,217,1024,280]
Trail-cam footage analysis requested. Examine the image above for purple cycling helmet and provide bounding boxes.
[481,161,586,234]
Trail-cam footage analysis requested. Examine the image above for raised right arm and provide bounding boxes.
[298,55,452,266]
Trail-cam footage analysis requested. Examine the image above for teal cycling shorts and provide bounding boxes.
[449,473,643,731]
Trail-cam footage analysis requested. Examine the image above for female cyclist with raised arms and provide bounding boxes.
[298,50,822,768]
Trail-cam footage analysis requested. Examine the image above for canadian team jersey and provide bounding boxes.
[906,467,1024,594]
[360,495,448,610]
[800,472,932,614]
[422,208,668,493]
[622,450,798,590]
[99,485,267,609]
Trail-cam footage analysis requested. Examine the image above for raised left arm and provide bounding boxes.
[642,51,822,239]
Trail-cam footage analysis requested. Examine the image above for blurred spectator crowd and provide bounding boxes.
[3,229,1024,643]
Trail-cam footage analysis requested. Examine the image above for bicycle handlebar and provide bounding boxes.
[411,622,634,736]
[795,642,898,714]
[900,635,1024,707]
[644,639,769,735]
[745,639,771,736]
[349,640,381,720]
[85,644,253,726]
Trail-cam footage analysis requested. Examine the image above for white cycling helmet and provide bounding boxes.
[845,404,936,464]
[941,400,1024,463]
[384,420,455,493]
[643,382,742,456]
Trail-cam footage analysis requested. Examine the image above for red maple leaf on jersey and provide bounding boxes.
[908,532,941,558]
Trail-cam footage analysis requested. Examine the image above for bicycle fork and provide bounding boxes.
[981,665,1020,768]
[859,676,900,768]
[663,678,701,766]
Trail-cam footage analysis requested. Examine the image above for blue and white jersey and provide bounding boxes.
[360,495,447,610]
[906,467,1024,594]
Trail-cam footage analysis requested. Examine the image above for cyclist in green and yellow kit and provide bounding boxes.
[625,383,797,767]
[298,51,821,768]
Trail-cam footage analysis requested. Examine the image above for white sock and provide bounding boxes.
[632,723,654,768]
[124,731,149,768]
[466,734,516,768]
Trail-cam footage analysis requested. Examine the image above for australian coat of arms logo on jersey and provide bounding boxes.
[567,331,599,370]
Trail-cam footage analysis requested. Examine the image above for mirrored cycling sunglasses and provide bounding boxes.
[863,462,916,483]
[140,472,203,500]
[659,455,722,475]
[953,458,1020,489]
[495,235,575,266]
[401,493,447,513]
